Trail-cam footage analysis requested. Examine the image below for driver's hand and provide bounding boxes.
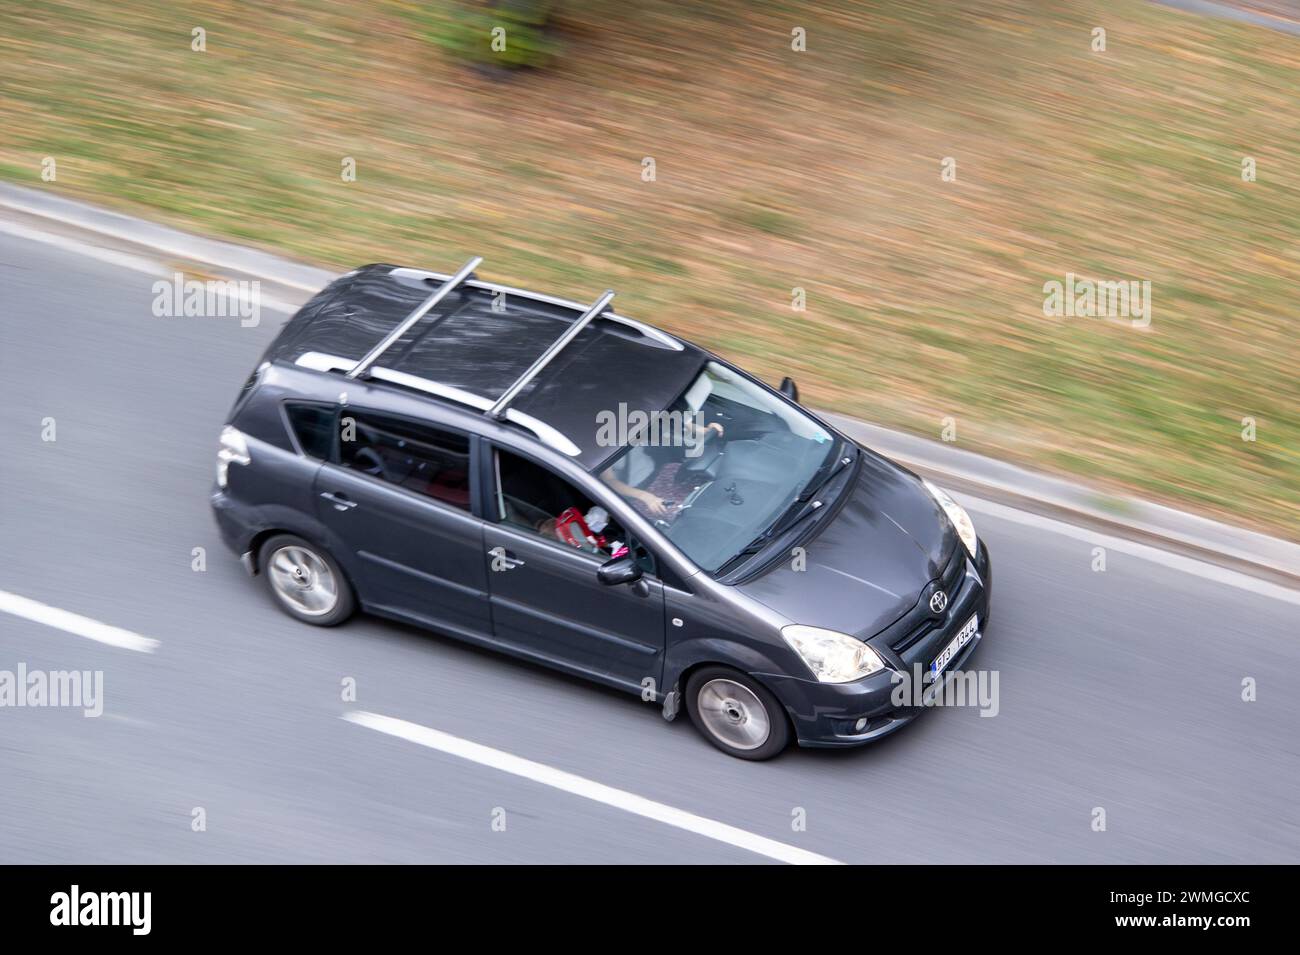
[705,422,724,440]
[637,491,668,516]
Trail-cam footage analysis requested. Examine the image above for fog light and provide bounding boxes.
[855,718,868,732]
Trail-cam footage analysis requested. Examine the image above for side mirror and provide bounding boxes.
[597,555,643,587]
[779,376,800,402]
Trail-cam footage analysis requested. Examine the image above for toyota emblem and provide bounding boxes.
[929,590,949,614]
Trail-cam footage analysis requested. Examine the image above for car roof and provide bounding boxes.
[264,264,707,470]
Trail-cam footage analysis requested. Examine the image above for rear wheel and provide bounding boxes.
[259,534,355,626]
[684,666,790,761]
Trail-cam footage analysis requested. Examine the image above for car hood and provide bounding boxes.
[737,452,956,639]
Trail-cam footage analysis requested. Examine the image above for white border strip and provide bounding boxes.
[959,494,1300,608]
[0,217,165,277]
[0,219,297,314]
[343,710,843,865]
[0,590,160,653]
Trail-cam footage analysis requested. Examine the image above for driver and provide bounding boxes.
[602,419,723,518]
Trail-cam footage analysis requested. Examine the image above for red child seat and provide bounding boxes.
[552,507,606,553]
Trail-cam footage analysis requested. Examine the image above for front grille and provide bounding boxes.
[891,545,966,654]
[891,620,933,655]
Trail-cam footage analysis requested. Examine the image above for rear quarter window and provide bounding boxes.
[285,402,336,460]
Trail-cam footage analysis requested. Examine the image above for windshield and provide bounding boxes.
[597,360,837,572]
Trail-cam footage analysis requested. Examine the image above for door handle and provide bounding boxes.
[320,491,358,512]
[488,545,525,570]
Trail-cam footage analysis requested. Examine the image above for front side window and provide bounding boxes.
[339,412,472,510]
[494,449,653,572]
[598,360,837,572]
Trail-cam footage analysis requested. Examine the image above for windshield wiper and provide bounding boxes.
[722,497,826,571]
[717,447,856,575]
[797,447,855,503]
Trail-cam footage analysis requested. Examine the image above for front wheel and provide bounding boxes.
[259,534,355,626]
[684,666,791,760]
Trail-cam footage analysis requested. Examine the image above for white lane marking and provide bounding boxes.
[0,219,296,313]
[0,590,160,653]
[959,494,1300,608]
[343,710,843,865]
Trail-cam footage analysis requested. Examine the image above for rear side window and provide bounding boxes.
[285,403,335,460]
[339,412,472,511]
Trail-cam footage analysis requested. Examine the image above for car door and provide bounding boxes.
[313,408,491,639]
[483,444,666,693]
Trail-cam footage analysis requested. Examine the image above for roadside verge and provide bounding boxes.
[4,181,1297,589]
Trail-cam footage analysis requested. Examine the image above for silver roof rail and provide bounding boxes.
[295,351,581,456]
[347,256,482,380]
[488,289,616,419]
[387,266,683,351]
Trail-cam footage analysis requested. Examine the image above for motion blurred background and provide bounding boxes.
[2,0,1296,538]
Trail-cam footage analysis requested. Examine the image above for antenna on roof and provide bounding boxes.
[346,256,483,380]
[488,289,616,419]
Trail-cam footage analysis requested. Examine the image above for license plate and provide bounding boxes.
[929,614,978,678]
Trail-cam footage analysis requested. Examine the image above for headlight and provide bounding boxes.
[781,625,887,683]
[216,426,251,488]
[924,479,977,557]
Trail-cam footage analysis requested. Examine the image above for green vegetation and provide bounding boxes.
[1,1,1296,537]
[422,1,559,71]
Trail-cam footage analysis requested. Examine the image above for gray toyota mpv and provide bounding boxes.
[211,257,992,759]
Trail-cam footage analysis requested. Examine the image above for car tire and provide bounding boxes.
[684,666,791,761]
[258,534,356,626]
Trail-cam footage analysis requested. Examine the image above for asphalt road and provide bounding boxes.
[1,228,1297,864]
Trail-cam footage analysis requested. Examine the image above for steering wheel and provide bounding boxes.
[683,441,723,474]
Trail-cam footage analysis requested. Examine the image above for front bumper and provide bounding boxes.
[762,540,993,748]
